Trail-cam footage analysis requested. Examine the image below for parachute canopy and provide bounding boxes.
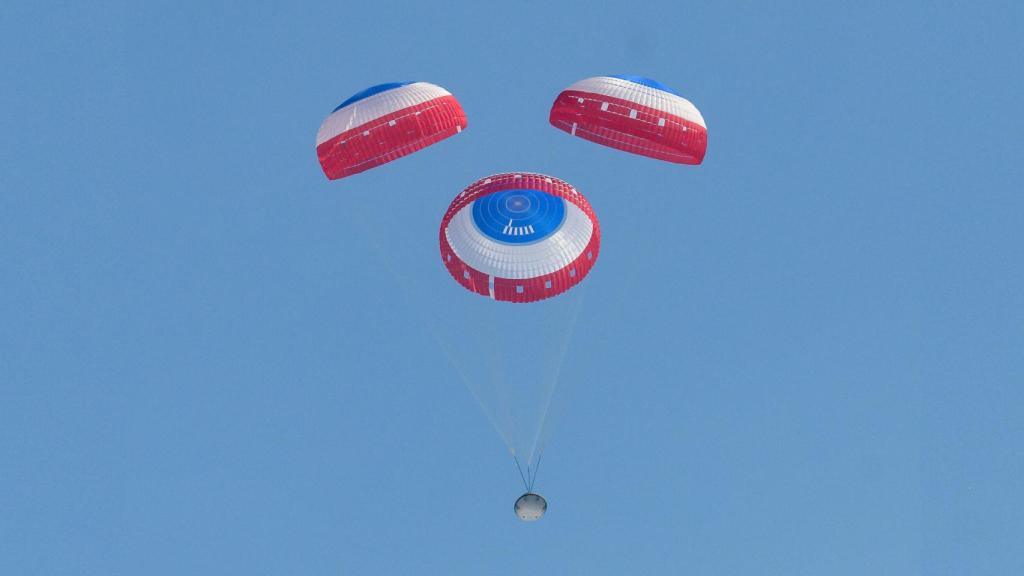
[549,75,707,165]
[440,173,601,303]
[316,81,467,180]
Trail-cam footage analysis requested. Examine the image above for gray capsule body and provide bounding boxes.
[514,493,547,522]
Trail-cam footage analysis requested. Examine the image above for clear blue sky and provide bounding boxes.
[2,1,1023,574]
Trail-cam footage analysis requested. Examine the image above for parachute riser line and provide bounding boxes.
[527,452,542,493]
[513,454,530,492]
[342,197,515,454]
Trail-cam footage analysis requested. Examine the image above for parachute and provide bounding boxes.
[549,75,707,164]
[316,81,467,180]
[440,173,600,303]
[434,173,599,506]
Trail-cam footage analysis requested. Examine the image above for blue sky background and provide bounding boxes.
[2,1,1023,574]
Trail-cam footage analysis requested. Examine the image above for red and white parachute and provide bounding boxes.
[549,75,707,165]
[435,174,600,497]
[440,173,601,303]
[317,81,467,180]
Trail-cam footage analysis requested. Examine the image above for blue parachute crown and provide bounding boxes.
[333,81,416,112]
[608,74,680,96]
[472,188,567,245]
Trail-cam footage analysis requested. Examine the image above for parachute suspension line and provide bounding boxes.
[429,326,516,451]
[513,454,530,492]
[341,200,516,453]
[528,452,542,492]
[482,312,517,461]
[418,312,517,453]
[526,287,588,469]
